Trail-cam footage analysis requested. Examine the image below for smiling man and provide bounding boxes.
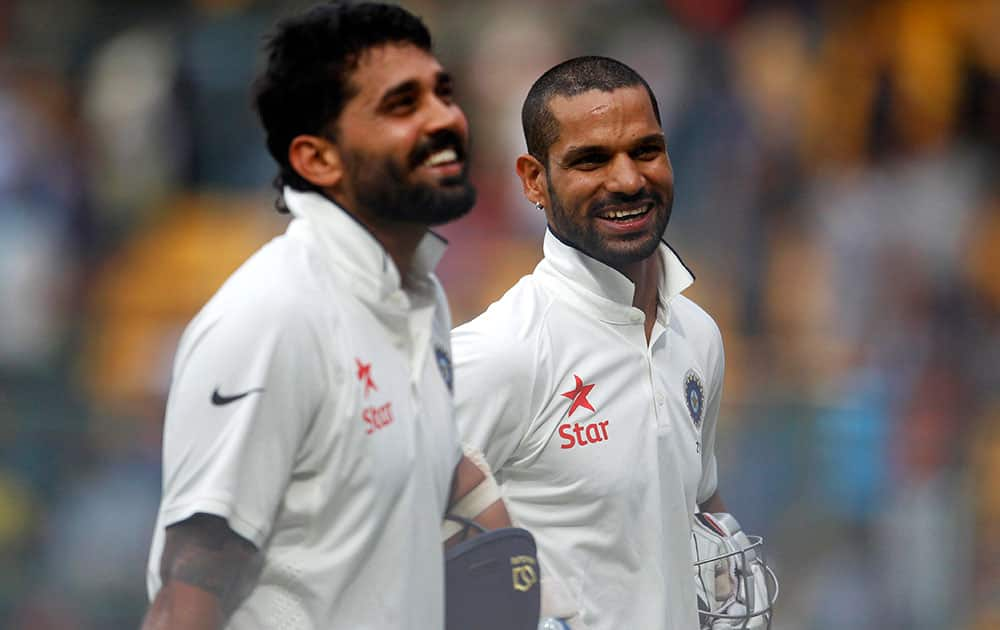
[452,57,730,629]
[141,3,512,629]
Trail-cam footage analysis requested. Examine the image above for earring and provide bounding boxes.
[535,201,544,210]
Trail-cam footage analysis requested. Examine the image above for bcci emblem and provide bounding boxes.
[510,555,538,592]
[684,370,705,428]
[435,346,453,393]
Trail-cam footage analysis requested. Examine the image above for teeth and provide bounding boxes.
[602,204,650,220]
[424,148,458,166]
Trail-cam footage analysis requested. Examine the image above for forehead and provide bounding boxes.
[547,86,660,154]
[346,43,443,104]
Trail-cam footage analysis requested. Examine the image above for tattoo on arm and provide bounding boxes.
[160,514,260,612]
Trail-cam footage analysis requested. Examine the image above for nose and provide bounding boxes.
[604,154,644,196]
[424,94,467,136]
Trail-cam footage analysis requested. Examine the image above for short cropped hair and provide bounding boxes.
[252,1,432,211]
[521,56,662,165]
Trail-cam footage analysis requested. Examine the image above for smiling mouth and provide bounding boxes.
[422,147,460,167]
[597,202,652,221]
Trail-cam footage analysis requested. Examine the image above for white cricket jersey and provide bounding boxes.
[452,230,722,630]
[147,188,461,629]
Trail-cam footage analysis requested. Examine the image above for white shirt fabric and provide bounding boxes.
[452,230,722,630]
[147,188,461,629]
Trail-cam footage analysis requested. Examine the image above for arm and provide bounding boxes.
[141,514,260,630]
[447,314,543,545]
[697,320,726,511]
[698,490,726,514]
[443,452,512,548]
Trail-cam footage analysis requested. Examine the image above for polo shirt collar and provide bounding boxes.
[540,228,694,315]
[283,187,446,297]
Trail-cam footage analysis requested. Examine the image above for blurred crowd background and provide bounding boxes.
[0,0,997,628]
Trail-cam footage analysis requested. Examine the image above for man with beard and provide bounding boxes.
[142,3,512,629]
[452,57,728,629]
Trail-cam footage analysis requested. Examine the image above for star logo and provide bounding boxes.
[561,374,595,417]
[356,358,377,397]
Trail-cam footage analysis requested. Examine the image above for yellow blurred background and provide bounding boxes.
[0,0,997,628]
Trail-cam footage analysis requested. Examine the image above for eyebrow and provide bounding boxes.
[378,71,452,106]
[560,133,666,164]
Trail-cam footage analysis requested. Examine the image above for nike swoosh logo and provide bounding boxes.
[211,387,265,406]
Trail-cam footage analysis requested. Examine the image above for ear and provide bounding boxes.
[515,153,549,209]
[288,134,343,189]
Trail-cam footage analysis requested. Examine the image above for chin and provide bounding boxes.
[420,185,478,225]
[436,174,469,188]
[596,236,662,268]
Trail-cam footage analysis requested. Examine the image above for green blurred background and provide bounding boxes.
[0,0,997,628]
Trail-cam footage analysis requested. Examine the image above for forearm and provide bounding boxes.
[142,582,225,630]
[444,450,512,546]
[449,452,511,523]
[470,497,511,530]
[698,490,726,514]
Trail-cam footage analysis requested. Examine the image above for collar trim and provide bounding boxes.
[282,187,446,295]
[538,228,694,317]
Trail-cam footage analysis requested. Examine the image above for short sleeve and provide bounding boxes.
[696,324,723,504]
[157,297,326,547]
[451,320,537,475]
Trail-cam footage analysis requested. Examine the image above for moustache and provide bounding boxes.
[589,189,663,215]
[408,130,467,169]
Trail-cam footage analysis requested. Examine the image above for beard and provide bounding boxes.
[343,132,477,227]
[546,176,672,270]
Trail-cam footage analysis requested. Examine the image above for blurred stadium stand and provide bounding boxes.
[0,0,996,628]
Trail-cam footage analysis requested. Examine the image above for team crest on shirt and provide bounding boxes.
[684,370,705,428]
[435,346,453,392]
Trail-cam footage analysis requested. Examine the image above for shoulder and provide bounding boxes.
[452,275,553,373]
[176,237,334,365]
[670,295,723,346]
[453,275,552,346]
[670,295,725,386]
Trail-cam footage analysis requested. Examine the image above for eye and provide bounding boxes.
[385,94,418,115]
[435,81,455,104]
[570,153,609,170]
[632,143,664,160]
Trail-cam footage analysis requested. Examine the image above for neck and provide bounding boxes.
[620,255,660,342]
[325,188,427,279]
[368,219,427,279]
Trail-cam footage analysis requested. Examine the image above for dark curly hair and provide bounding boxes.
[252,1,432,212]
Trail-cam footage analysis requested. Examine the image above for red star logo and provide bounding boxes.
[356,358,377,397]
[561,374,595,417]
